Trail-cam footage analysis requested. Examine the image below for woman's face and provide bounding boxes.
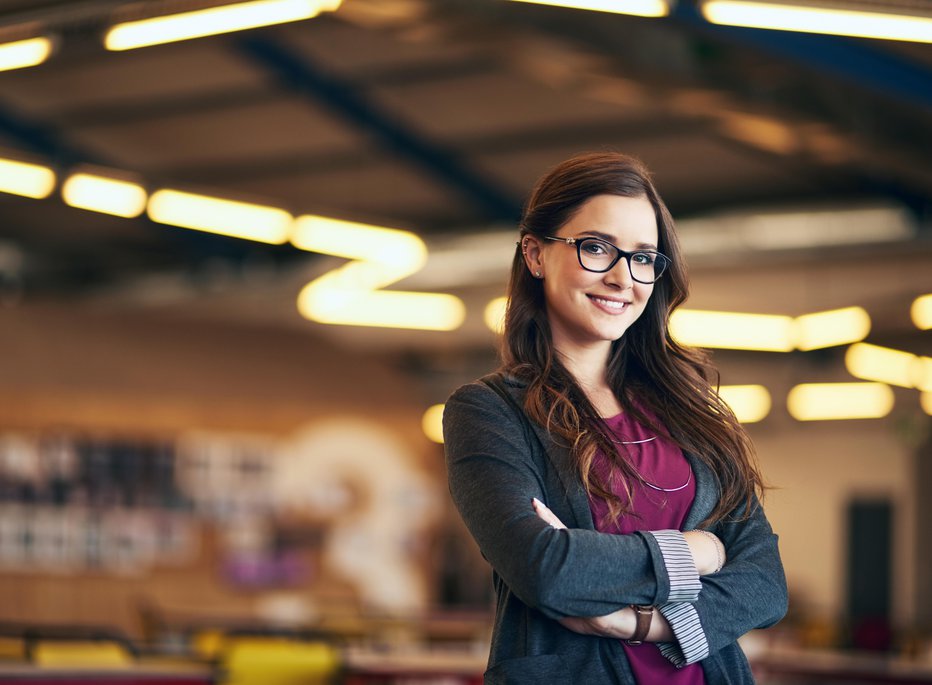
[525,194,659,358]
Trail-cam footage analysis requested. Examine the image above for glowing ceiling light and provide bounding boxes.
[845,343,915,388]
[506,0,669,17]
[0,156,56,199]
[793,306,870,351]
[787,382,894,421]
[0,36,53,72]
[913,357,932,393]
[484,296,508,335]
[701,1,932,44]
[422,404,445,444]
[292,215,465,331]
[62,172,147,218]
[718,385,771,423]
[669,309,794,351]
[148,189,291,244]
[104,0,343,51]
[921,392,932,416]
[911,294,932,330]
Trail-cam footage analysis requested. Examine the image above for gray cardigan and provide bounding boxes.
[443,375,787,684]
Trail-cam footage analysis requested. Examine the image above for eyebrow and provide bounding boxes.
[576,230,659,251]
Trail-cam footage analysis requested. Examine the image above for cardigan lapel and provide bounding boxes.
[528,420,596,530]
[682,453,719,530]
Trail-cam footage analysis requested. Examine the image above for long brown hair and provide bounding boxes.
[502,151,763,526]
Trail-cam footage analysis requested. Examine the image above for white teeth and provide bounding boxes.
[591,296,627,310]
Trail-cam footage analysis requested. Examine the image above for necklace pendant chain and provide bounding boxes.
[609,434,691,493]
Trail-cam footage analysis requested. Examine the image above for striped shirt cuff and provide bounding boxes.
[657,602,710,667]
[648,529,701,602]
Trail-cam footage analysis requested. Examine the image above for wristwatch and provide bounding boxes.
[625,604,653,645]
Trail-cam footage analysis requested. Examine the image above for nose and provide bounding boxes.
[603,254,634,289]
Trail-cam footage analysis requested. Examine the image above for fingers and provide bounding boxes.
[532,497,567,529]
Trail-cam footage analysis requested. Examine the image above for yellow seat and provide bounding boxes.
[191,628,226,661]
[220,638,341,685]
[31,640,134,668]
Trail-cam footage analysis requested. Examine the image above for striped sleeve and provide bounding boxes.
[647,529,701,602]
[656,602,710,667]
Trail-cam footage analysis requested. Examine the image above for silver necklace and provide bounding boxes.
[610,436,657,445]
[609,435,692,493]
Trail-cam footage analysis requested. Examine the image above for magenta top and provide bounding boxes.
[588,410,706,685]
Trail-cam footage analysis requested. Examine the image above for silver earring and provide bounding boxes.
[535,271,542,278]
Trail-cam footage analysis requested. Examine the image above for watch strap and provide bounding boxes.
[626,604,653,645]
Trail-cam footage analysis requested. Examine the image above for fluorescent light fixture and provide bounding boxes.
[148,189,291,244]
[912,294,932,330]
[62,172,147,218]
[0,36,53,72]
[787,382,894,421]
[669,309,794,351]
[913,357,932,393]
[922,392,932,416]
[793,306,870,351]
[507,0,669,17]
[719,385,771,423]
[845,342,916,388]
[484,296,508,335]
[677,204,914,257]
[0,156,56,199]
[701,0,932,44]
[292,215,466,331]
[291,214,427,271]
[422,404,445,444]
[105,0,343,51]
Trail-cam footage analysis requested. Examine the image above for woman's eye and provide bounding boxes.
[582,241,608,255]
[632,252,655,265]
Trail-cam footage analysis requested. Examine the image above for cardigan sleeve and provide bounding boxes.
[443,381,682,620]
[656,496,788,667]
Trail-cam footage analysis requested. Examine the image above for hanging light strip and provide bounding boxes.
[669,309,795,351]
[148,188,293,244]
[845,342,918,389]
[792,306,870,351]
[0,36,53,72]
[701,0,932,44]
[912,294,932,330]
[719,384,772,423]
[104,0,343,51]
[422,404,446,444]
[0,156,56,198]
[292,215,465,331]
[62,172,147,218]
[506,0,669,18]
[787,382,894,421]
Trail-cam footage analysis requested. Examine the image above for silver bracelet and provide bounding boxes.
[695,529,724,573]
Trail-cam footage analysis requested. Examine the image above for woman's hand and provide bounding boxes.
[530,497,674,641]
[683,529,727,575]
[532,497,567,529]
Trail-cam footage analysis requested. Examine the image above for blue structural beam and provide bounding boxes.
[235,33,522,223]
[671,2,932,111]
[0,103,108,168]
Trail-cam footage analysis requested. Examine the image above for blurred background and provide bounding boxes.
[0,0,929,683]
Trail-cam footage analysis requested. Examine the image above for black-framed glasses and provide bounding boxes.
[543,236,670,283]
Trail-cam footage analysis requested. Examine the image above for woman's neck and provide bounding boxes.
[556,345,622,417]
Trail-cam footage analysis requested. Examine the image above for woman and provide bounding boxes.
[443,152,787,684]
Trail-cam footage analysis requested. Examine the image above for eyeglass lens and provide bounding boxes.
[577,238,666,282]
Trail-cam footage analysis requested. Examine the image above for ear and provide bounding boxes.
[522,235,545,278]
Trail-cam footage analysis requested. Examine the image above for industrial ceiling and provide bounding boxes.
[0,0,929,354]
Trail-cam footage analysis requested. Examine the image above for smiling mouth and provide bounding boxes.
[588,295,629,311]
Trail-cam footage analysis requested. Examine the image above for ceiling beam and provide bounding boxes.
[234,33,521,223]
[669,2,932,111]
